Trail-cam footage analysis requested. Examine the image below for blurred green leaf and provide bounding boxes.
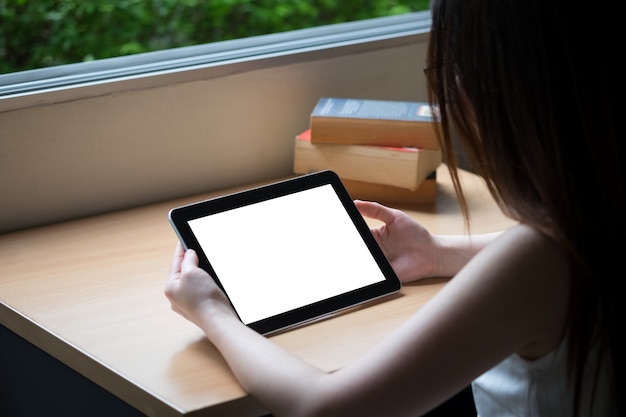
[0,0,429,74]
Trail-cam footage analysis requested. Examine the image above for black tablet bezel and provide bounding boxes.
[168,170,401,335]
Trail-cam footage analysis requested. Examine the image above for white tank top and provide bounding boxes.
[472,335,614,416]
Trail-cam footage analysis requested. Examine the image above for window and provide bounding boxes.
[0,1,429,74]
[0,12,432,234]
[0,12,431,111]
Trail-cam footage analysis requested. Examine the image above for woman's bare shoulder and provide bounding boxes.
[460,223,571,357]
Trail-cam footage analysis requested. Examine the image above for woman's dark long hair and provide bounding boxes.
[425,0,623,415]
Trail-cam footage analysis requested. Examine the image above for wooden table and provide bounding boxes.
[0,166,514,416]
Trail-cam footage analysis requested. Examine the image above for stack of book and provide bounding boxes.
[293,97,442,206]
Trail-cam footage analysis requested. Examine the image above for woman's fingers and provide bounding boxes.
[169,242,185,279]
[354,200,399,225]
[181,248,199,274]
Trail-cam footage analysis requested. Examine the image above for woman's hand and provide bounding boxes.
[354,200,439,283]
[165,242,237,330]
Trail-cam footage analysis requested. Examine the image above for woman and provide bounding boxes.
[165,1,622,415]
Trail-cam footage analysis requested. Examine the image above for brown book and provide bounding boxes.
[294,130,441,190]
[310,97,440,149]
[341,173,437,206]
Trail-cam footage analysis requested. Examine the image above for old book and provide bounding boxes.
[342,172,437,206]
[293,129,441,190]
[310,97,440,149]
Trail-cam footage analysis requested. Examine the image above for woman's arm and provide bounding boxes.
[432,232,503,277]
[166,244,329,416]
[165,224,569,417]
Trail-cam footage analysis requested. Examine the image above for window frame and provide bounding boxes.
[0,13,431,113]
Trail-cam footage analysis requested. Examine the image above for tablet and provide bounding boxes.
[168,170,401,335]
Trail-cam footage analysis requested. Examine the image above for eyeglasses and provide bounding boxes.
[423,62,442,76]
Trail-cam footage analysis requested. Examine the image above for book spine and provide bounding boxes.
[294,132,441,190]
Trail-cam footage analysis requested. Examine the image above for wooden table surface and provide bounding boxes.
[0,165,514,416]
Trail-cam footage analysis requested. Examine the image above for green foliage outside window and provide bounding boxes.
[0,0,429,75]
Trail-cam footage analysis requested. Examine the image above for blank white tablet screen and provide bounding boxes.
[187,184,385,324]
